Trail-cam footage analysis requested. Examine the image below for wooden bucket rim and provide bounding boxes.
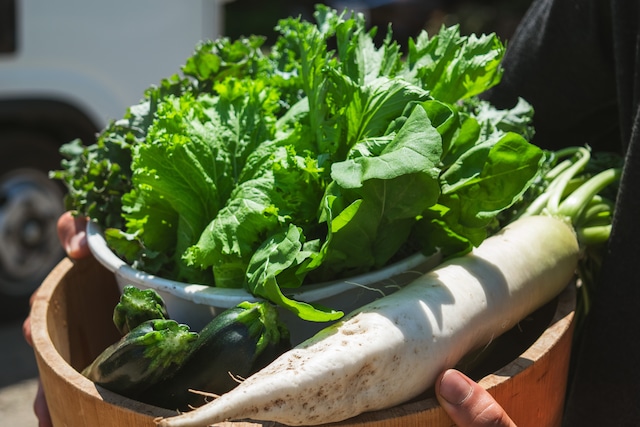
[30,257,576,425]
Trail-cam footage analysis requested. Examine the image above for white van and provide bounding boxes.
[0,0,229,318]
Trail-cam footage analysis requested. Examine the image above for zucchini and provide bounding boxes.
[113,285,170,335]
[82,318,197,399]
[142,301,291,411]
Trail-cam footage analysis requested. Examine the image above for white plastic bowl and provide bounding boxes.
[86,221,441,344]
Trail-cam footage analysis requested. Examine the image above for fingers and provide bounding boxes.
[34,380,53,427]
[23,289,41,346]
[436,369,517,427]
[23,315,33,347]
[57,212,91,259]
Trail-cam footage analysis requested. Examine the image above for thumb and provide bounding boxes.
[436,369,517,427]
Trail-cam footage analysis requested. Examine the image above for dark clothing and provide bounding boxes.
[485,0,640,425]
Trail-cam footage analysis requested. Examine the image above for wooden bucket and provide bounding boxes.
[31,256,576,427]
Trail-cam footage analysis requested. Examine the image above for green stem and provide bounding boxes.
[521,188,552,217]
[522,147,591,218]
[557,167,622,224]
[544,146,583,181]
[546,146,591,216]
[577,224,612,246]
[578,197,614,227]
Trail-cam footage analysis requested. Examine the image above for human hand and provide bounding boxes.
[23,211,90,427]
[436,369,517,427]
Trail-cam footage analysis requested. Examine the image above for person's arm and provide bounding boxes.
[484,0,617,154]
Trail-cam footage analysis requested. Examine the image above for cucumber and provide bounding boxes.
[113,285,170,335]
[82,318,198,399]
[142,301,291,411]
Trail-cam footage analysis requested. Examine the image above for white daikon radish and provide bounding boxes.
[157,215,580,427]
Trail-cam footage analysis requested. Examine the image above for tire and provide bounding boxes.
[0,131,66,320]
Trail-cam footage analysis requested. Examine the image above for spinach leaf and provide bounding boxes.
[246,224,342,322]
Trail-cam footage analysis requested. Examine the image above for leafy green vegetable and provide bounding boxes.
[113,285,170,335]
[53,5,543,322]
[403,26,504,103]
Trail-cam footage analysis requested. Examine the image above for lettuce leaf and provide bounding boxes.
[117,79,280,282]
[54,5,542,322]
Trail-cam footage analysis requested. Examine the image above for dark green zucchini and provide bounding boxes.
[142,301,291,411]
[113,285,169,335]
[82,318,197,399]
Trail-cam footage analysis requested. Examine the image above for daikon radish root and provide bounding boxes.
[157,215,580,427]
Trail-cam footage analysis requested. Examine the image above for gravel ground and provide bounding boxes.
[0,319,40,427]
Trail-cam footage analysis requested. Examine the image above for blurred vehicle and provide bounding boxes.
[0,0,230,320]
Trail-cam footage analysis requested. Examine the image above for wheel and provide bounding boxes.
[0,132,66,320]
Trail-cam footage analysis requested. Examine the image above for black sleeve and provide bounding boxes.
[484,1,640,426]
[564,1,640,422]
[484,0,619,153]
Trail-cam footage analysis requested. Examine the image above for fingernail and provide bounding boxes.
[439,370,473,405]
